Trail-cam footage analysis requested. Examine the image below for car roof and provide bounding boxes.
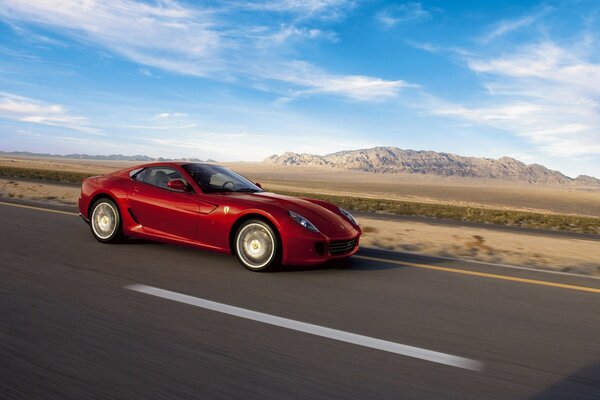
[131,161,219,169]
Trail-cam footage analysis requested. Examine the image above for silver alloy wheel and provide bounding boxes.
[236,222,275,269]
[91,201,118,240]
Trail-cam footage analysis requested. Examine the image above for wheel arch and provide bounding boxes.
[229,212,284,260]
[88,191,127,243]
[88,192,120,217]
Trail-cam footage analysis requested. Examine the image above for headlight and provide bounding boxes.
[289,211,319,232]
[339,207,358,226]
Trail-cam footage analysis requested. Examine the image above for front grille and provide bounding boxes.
[328,238,357,255]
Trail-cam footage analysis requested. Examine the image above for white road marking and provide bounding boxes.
[0,201,78,216]
[126,284,484,372]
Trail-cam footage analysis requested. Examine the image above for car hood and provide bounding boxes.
[221,191,356,237]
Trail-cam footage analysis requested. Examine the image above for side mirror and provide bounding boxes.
[167,179,189,192]
[255,182,263,189]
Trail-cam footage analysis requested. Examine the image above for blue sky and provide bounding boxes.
[1,0,600,178]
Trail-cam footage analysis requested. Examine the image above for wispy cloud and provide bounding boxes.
[480,8,550,43]
[431,40,600,157]
[0,92,102,135]
[138,68,154,77]
[0,0,404,102]
[376,2,432,28]
[268,61,412,103]
[8,22,65,47]
[468,42,600,90]
[233,0,353,18]
[265,25,337,44]
[406,40,471,56]
[0,0,222,77]
[155,112,189,119]
[123,112,196,130]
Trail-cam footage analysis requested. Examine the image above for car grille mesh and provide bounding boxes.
[328,238,357,255]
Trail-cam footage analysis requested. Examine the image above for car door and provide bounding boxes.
[129,167,201,241]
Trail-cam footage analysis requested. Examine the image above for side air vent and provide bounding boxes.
[128,208,139,224]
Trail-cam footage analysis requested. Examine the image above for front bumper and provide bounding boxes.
[282,231,361,265]
[79,212,90,224]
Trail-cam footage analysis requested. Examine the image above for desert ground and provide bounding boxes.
[357,218,600,276]
[2,156,599,216]
[226,163,600,217]
[1,156,599,275]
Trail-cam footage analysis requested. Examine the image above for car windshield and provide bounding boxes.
[183,164,263,193]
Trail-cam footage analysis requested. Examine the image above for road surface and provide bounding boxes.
[1,201,599,399]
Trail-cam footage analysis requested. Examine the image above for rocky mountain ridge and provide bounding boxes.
[0,151,214,162]
[264,147,600,186]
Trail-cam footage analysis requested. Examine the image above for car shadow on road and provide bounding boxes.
[272,259,405,272]
[119,238,160,245]
[272,248,413,272]
[529,361,600,400]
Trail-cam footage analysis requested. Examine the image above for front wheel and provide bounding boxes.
[234,219,280,271]
[90,198,125,243]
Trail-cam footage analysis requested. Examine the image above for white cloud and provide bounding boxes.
[0,0,222,77]
[299,74,410,100]
[376,2,431,28]
[267,61,412,102]
[406,40,471,56]
[121,112,195,130]
[0,92,102,135]
[154,112,188,119]
[480,8,550,43]
[266,25,337,44]
[8,22,65,46]
[138,68,154,77]
[481,16,536,43]
[431,41,600,157]
[0,0,408,102]
[468,42,600,93]
[235,0,352,17]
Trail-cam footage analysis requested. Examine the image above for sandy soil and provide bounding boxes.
[2,157,600,216]
[0,156,137,174]
[357,217,600,276]
[227,163,600,217]
[0,178,80,205]
[1,176,598,276]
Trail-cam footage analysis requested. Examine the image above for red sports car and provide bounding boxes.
[78,162,361,271]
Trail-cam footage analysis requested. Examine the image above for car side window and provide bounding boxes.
[131,168,147,182]
[143,167,186,190]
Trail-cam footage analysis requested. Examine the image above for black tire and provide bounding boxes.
[234,219,280,271]
[89,198,125,243]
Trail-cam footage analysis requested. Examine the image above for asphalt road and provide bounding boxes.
[1,201,600,400]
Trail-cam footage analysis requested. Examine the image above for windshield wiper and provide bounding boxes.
[234,188,261,193]
[205,187,233,193]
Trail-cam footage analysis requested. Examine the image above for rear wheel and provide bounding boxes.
[90,198,125,243]
[235,219,280,271]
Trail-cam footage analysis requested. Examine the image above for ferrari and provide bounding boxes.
[78,162,361,271]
